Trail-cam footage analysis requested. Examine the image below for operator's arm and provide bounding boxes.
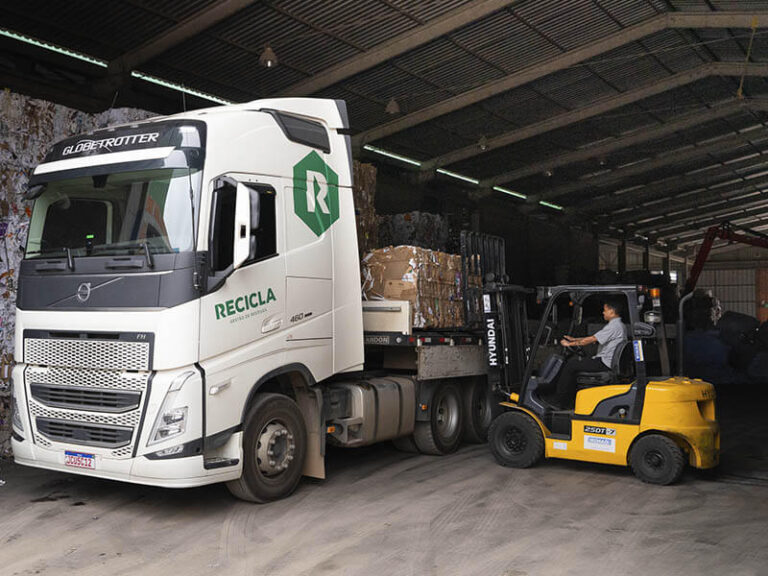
[560,335,597,347]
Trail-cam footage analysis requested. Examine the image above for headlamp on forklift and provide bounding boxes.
[10,377,24,433]
[147,371,195,446]
[644,310,662,324]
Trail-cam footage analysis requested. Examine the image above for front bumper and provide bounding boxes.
[12,433,243,488]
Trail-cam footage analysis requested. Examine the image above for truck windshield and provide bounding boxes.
[25,168,201,259]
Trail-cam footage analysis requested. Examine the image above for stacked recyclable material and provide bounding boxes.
[0,90,152,457]
[719,312,768,383]
[361,245,479,329]
[378,211,450,251]
[685,310,768,385]
[352,161,378,260]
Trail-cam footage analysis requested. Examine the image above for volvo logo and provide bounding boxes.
[76,282,92,302]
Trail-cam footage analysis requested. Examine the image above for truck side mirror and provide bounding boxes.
[233,183,252,269]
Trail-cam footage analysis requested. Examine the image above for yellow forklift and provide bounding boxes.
[484,284,719,485]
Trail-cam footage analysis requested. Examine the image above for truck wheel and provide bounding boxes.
[630,434,685,485]
[463,378,494,443]
[488,411,544,468]
[413,383,463,455]
[226,393,307,503]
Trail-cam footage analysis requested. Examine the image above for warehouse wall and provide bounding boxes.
[0,89,152,455]
[701,246,768,319]
[698,269,757,317]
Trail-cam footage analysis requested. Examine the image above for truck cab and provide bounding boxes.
[11,99,365,498]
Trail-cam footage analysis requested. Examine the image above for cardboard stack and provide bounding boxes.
[362,245,466,329]
[352,161,378,260]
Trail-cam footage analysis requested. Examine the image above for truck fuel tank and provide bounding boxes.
[326,376,415,447]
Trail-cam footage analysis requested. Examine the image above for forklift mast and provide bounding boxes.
[481,281,530,398]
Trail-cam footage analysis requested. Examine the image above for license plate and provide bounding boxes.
[64,451,96,470]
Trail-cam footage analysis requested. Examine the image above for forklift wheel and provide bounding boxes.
[629,434,685,485]
[488,411,544,468]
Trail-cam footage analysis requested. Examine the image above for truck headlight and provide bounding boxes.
[11,377,23,433]
[150,406,188,443]
[147,371,195,446]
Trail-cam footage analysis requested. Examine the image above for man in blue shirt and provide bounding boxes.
[549,298,627,408]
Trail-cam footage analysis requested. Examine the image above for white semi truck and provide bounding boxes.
[10,98,513,502]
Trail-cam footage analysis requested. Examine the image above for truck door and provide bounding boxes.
[200,175,286,436]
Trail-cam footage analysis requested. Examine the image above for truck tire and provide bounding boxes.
[462,378,494,444]
[488,411,544,468]
[629,434,685,485]
[226,393,307,503]
[413,383,464,455]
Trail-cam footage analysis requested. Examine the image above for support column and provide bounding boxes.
[663,250,672,277]
[642,242,651,270]
[679,255,688,289]
[618,239,627,273]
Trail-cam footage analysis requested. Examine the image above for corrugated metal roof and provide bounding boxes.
[6,0,768,247]
[0,0,180,59]
[515,0,623,51]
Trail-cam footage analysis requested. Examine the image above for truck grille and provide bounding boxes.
[30,384,140,413]
[27,365,148,390]
[36,418,133,449]
[25,337,150,371]
[25,363,151,458]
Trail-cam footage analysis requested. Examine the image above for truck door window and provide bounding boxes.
[210,183,236,272]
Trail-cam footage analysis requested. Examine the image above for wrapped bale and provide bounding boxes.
[361,245,464,329]
[352,161,378,259]
[717,311,759,347]
[378,211,449,251]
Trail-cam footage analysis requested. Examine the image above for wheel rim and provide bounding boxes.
[644,449,666,471]
[256,420,295,477]
[435,391,460,439]
[503,425,527,454]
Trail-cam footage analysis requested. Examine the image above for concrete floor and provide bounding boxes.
[1,384,766,576]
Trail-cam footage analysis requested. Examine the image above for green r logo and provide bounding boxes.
[293,150,339,236]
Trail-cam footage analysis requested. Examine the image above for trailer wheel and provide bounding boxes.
[488,411,544,468]
[630,434,685,485]
[462,378,494,443]
[227,393,307,503]
[413,383,463,455]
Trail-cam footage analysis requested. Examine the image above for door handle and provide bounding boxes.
[261,318,282,334]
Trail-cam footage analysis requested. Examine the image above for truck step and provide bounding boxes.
[203,457,240,470]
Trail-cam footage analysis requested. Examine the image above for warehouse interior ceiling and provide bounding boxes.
[4,0,768,256]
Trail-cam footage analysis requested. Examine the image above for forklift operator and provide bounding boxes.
[550,298,627,407]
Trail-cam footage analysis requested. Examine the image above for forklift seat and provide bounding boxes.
[575,340,633,389]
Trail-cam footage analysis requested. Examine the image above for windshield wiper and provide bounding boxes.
[26,246,75,271]
[93,241,154,268]
[142,242,154,269]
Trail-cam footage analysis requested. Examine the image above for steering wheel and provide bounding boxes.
[560,341,586,359]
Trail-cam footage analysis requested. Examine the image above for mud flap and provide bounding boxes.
[292,381,325,479]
